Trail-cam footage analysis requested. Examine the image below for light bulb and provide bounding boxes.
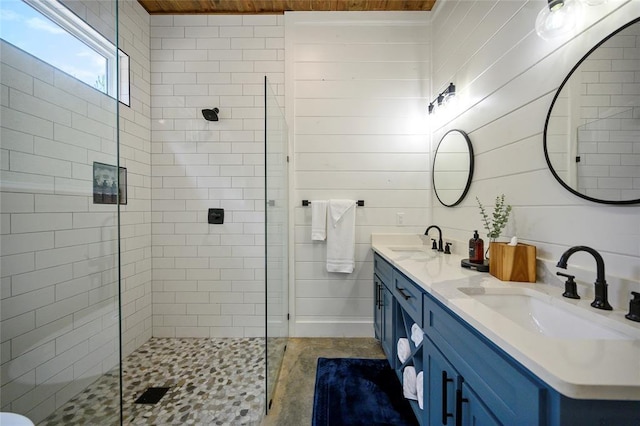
[535,0,583,41]
[579,0,606,5]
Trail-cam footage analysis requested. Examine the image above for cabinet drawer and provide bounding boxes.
[393,271,423,327]
[374,252,393,284]
[423,294,544,426]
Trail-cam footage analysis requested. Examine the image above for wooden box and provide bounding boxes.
[489,242,536,283]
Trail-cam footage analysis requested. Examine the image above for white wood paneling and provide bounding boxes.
[287,11,431,337]
[432,0,640,302]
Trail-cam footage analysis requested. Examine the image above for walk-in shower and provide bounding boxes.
[1,1,289,423]
[0,0,122,423]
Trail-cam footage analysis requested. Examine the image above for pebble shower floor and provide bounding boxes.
[42,338,266,425]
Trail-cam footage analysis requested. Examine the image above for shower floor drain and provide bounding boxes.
[134,387,170,404]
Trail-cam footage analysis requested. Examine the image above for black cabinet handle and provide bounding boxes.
[377,283,382,308]
[397,287,411,300]
[442,371,454,424]
[454,388,468,426]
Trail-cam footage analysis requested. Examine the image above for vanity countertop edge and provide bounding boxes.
[371,233,640,401]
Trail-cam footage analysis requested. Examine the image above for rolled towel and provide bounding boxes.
[411,323,424,346]
[397,338,411,364]
[416,371,424,410]
[403,366,417,400]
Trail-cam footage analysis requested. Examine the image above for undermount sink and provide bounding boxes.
[388,246,434,261]
[458,287,638,340]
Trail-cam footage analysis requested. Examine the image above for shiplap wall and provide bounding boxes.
[286,12,431,337]
[431,0,640,306]
[149,14,284,338]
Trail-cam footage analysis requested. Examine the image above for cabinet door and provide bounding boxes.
[458,382,500,426]
[373,275,382,340]
[382,285,394,363]
[425,342,458,425]
[423,293,543,425]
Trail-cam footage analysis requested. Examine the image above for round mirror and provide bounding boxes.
[543,17,640,205]
[433,129,474,207]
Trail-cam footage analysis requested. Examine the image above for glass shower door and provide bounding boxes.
[0,0,121,423]
[264,76,289,412]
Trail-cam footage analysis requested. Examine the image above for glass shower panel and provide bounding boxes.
[264,76,289,412]
[0,0,121,424]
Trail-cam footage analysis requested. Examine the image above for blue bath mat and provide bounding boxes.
[312,357,419,426]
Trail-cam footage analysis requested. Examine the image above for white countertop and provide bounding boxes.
[372,233,640,401]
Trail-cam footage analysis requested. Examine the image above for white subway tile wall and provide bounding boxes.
[576,22,640,201]
[117,0,153,360]
[149,14,284,338]
[0,36,120,426]
[286,12,431,337]
[0,0,150,422]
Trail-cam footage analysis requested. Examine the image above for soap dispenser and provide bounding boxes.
[468,230,484,264]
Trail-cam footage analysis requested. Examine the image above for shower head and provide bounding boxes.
[202,108,219,121]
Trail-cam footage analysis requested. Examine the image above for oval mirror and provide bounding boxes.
[543,17,640,205]
[433,129,474,207]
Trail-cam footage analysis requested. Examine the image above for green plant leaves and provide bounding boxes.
[476,194,512,240]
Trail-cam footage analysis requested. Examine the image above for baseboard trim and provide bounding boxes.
[293,321,374,337]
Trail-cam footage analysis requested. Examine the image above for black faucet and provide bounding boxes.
[556,246,612,311]
[425,225,443,252]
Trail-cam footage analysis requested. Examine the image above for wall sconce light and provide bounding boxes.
[536,0,606,41]
[535,0,581,40]
[428,83,455,115]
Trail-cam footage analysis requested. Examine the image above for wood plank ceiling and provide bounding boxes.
[137,0,436,14]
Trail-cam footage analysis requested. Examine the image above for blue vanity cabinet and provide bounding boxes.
[423,293,544,426]
[388,262,427,423]
[424,340,501,426]
[460,382,501,426]
[373,274,383,340]
[382,285,394,363]
[392,270,423,327]
[424,341,457,425]
[374,249,640,425]
[374,253,395,362]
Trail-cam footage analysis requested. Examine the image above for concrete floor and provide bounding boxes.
[262,337,385,426]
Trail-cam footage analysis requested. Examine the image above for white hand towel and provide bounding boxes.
[311,200,327,241]
[416,371,424,410]
[326,199,356,273]
[403,366,418,400]
[411,323,424,346]
[397,338,411,364]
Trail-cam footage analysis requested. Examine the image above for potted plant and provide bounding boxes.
[476,195,536,282]
[476,194,512,243]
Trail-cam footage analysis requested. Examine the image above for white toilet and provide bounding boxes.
[0,412,35,426]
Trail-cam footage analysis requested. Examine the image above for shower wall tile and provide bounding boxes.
[0,0,151,422]
[150,14,284,338]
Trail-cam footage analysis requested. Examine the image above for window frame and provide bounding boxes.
[19,0,130,106]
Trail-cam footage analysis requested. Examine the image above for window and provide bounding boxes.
[0,0,130,106]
